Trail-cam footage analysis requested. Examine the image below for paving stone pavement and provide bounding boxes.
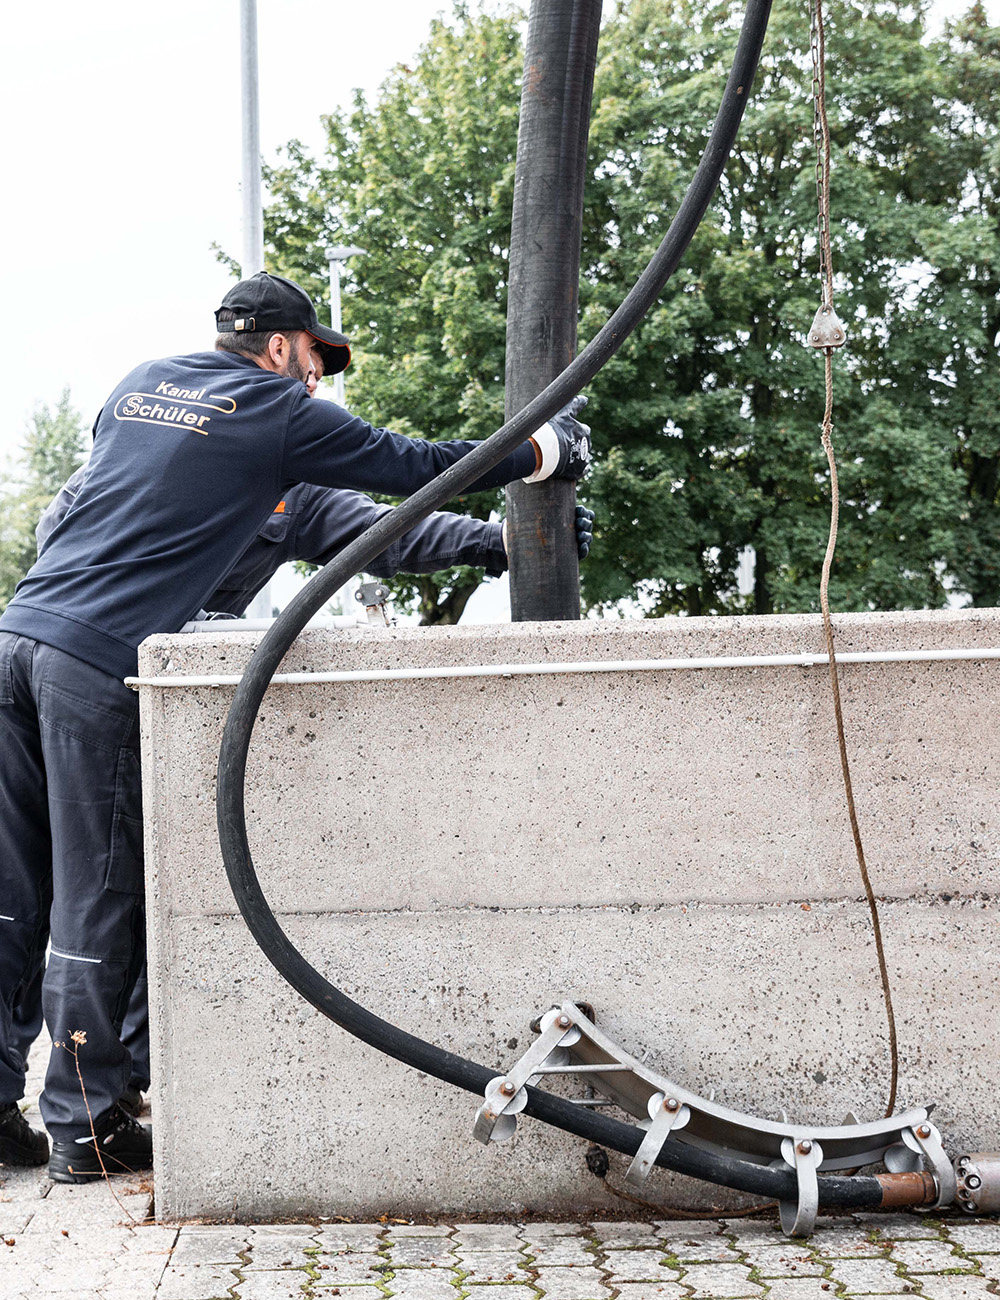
[6,1043,1000,1297]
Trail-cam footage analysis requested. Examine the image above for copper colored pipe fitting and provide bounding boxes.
[876,1171,938,1207]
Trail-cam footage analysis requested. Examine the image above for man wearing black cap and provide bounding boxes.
[0,272,591,1182]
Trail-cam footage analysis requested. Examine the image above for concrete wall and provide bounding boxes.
[138,609,1000,1222]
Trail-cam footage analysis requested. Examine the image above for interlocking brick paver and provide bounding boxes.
[313,1252,389,1282]
[601,1249,680,1282]
[530,1238,594,1266]
[11,1154,1000,1300]
[20,1180,150,1230]
[456,1249,529,1280]
[593,1221,659,1247]
[316,1225,386,1252]
[313,1286,386,1298]
[663,1231,739,1262]
[656,1219,729,1236]
[453,1224,523,1251]
[460,1289,536,1300]
[169,1226,249,1264]
[740,1243,823,1276]
[100,1283,164,1300]
[854,1213,946,1239]
[718,1222,788,1248]
[157,1262,243,1299]
[743,1280,835,1300]
[945,1222,1000,1253]
[0,1206,36,1234]
[234,1274,312,1298]
[248,1224,321,1235]
[386,1239,457,1267]
[525,1264,610,1298]
[383,1274,459,1299]
[673,1263,764,1297]
[969,1253,1000,1283]
[889,1238,974,1273]
[812,1229,888,1258]
[915,1279,997,1300]
[242,1235,319,1270]
[825,1255,908,1293]
[610,1284,689,1300]
[97,1265,172,1299]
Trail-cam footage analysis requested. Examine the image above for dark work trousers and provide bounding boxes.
[11,952,150,1093]
[0,633,146,1141]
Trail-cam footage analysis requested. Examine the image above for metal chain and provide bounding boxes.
[808,0,899,1118]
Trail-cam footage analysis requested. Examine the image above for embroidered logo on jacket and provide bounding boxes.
[114,388,237,435]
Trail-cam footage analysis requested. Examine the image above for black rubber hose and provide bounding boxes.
[217,0,881,1209]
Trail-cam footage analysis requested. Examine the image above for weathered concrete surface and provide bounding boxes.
[138,610,1000,1221]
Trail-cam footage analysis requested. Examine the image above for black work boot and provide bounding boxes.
[118,1085,144,1119]
[0,1102,49,1166]
[48,1104,152,1184]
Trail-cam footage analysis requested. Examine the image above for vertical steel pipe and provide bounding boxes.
[505,0,603,621]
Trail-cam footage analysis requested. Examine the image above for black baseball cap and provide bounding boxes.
[215,272,351,376]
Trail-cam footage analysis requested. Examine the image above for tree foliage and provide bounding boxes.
[0,389,89,611]
[259,0,999,621]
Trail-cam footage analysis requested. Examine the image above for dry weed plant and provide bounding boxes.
[53,1030,138,1227]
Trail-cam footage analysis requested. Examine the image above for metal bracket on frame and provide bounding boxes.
[355,579,393,626]
[474,1001,954,1237]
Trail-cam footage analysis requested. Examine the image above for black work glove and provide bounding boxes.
[523,395,592,482]
[575,505,594,559]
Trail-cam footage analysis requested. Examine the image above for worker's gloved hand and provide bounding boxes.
[575,505,594,559]
[524,395,591,482]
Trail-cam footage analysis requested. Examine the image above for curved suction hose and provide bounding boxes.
[216,0,923,1210]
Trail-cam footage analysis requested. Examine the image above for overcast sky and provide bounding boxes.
[0,0,454,465]
[2,0,993,467]
[3,0,995,466]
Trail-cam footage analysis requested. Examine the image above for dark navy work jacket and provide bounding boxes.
[37,471,506,619]
[3,351,531,676]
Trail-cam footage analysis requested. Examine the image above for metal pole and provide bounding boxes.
[239,0,269,617]
[328,247,365,615]
[330,259,345,406]
[240,0,264,278]
[504,0,602,622]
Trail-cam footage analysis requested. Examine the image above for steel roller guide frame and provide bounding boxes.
[474,1001,955,1236]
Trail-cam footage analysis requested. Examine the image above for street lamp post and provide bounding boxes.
[239,0,264,278]
[240,0,271,618]
[328,246,366,616]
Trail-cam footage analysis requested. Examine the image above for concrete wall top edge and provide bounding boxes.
[138,605,1000,677]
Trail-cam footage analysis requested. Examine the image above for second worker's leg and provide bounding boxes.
[0,634,53,1166]
[33,644,151,1179]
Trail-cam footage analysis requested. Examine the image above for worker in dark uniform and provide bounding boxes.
[11,472,595,1115]
[0,272,591,1182]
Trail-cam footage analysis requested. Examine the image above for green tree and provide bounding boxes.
[580,0,989,615]
[262,4,523,623]
[0,389,89,611]
[932,4,1000,605]
[257,0,998,621]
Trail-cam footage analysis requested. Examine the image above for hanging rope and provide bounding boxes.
[808,0,899,1117]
